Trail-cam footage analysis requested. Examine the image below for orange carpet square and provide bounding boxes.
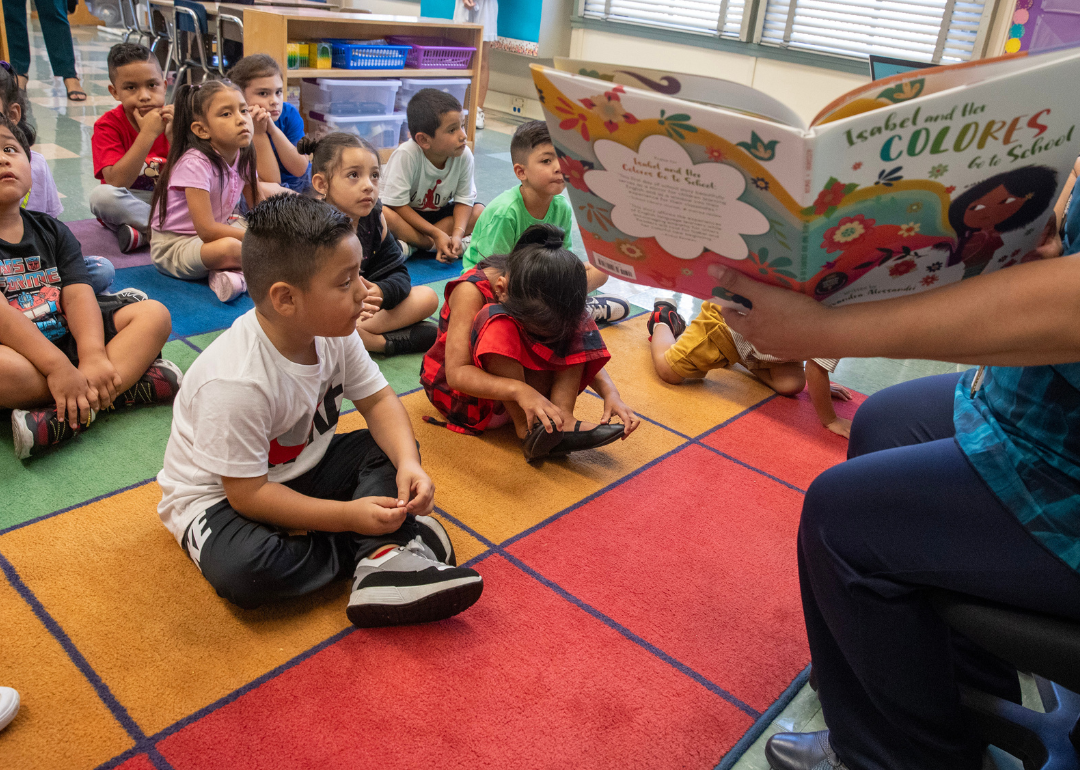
[599,316,776,438]
[0,566,133,769]
[401,390,687,544]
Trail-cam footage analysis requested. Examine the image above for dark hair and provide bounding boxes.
[478,224,587,346]
[226,54,281,92]
[149,81,259,230]
[300,131,379,185]
[0,67,35,146]
[0,113,32,160]
[406,88,461,139]
[107,42,159,82]
[510,120,552,165]
[947,166,1058,266]
[242,193,356,302]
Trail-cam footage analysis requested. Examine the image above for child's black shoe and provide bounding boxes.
[382,321,438,357]
[647,298,686,339]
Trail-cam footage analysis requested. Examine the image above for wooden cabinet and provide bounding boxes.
[242,9,484,141]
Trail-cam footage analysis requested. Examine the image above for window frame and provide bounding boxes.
[573,0,1002,74]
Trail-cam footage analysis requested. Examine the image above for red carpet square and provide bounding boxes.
[114,755,158,770]
[702,389,866,491]
[156,554,753,770]
[506,443,809,714]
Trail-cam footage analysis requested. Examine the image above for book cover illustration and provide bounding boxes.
[533,53,1080,308]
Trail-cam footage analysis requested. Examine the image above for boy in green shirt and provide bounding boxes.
[462,120,628,322]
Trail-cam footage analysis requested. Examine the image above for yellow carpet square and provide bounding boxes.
[0,483,357,736]
[600,316,775,437]
[401,390,687,545]
[0,572,134,769]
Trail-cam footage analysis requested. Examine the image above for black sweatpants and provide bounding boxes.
[183,430,423,609]
[800,373,1080,770]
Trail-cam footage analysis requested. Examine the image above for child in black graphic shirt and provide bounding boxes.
[0,115,176,459]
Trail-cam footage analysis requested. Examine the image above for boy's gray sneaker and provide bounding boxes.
[414,514,456,565]
[586,294,630,323]
[347,538,482,628]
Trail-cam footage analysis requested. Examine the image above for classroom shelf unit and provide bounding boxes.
[242,9,483,142]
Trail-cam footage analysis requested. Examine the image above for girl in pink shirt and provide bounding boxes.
[148,81,260,302]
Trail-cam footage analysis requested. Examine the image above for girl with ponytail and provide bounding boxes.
[420,223,640,461]
[306,132,439,356]
[148,81,260,302]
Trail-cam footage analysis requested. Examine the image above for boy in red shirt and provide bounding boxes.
[90,43,172,254]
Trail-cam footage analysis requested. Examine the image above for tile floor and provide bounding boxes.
[18,21,1014,770]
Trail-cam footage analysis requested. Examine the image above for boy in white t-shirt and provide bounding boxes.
[381,89,484,263]
[157,194,483,626]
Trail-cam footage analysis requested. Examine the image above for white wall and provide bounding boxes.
[342,0,421,16]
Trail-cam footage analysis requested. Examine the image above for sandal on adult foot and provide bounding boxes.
[522,420,563,462]
[382,321,438,357]
[549,420,624,457]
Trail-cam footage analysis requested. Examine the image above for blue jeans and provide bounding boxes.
[83,255,115,295]
[799,373,1080,770]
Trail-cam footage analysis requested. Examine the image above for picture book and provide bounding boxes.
[533,48,1080,308]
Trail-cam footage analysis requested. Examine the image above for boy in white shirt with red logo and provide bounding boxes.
[157,194,483,626]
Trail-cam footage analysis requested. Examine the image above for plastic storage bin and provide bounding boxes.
[329,41,410,70]
[395,77,470,113]
[302,78,401,116]
[385,35,475,69]
[308,112,408,151]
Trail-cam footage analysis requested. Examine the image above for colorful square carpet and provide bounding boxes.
[0,262,864,769]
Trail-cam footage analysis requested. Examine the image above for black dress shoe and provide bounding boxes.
[549,421,625,457]
[765,730,848,770]
[522,420,563,462]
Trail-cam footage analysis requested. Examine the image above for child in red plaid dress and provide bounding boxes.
[421,224,639,461]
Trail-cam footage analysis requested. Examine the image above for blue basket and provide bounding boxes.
[329,42,410,70]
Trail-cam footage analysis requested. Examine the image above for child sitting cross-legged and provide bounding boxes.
[149,81,263,303]
[0,116,178,459]
[304,132,439,356]
[227,55,311,193]
[0,64,122,296]
[421,223,640,462]
[649,299,854,437]
[157,194,483,626]
[463,119,626,323]
[382,89,483,263]
[90,42,172,255]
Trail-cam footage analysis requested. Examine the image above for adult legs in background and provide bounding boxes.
[5,0,85,97]
[791,373,1080,770]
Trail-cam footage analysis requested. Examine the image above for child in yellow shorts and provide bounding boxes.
[647,299,853,438]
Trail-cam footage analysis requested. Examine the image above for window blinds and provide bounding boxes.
[581,0,747,39]
[758,0,989,63]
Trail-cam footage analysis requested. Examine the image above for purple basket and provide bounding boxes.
[386,35,476,70]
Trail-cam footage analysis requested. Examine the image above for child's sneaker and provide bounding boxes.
[586,294,630,324]
[11,406,96,460]
[116,224,146,254]
[647,298,686,339]
[98,287,149,303]
[414,514,456,565]
[0,687,19,732]
[347,538,483,627]
[208,270,247,303]
[119,358,183,407]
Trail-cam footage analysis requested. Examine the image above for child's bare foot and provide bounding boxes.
[825,417,851,438]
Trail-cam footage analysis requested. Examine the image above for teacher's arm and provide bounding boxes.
[710,252,1080,367]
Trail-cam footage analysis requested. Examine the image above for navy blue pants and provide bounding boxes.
[3,0,78,79]
[800,372,1080,770]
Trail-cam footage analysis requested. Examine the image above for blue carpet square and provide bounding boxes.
[406,256,462,286]
[114,265,253,338]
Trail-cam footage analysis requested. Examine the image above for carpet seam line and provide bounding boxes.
[432,507,762,720]
[714,664,813,770]
[693,441,808,495]
[0,549,148,743]
[0,477,157,537]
